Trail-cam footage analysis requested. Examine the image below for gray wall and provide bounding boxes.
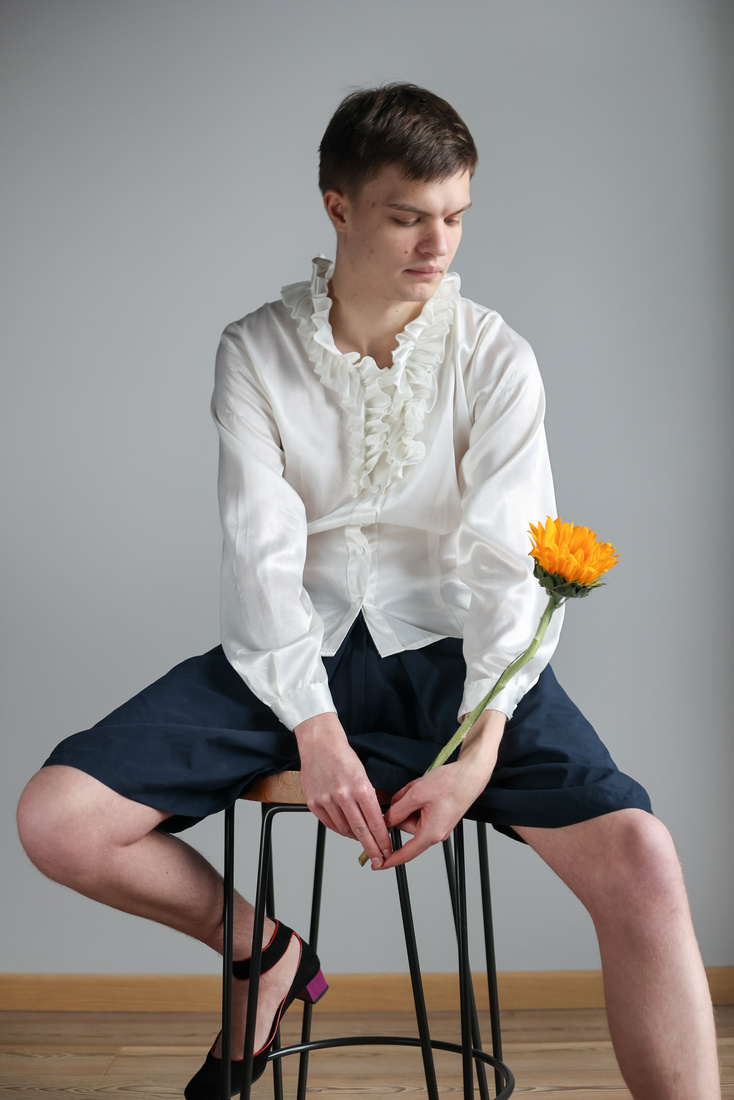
[2,0,732,978]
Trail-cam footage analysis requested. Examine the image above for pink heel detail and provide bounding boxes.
[299,969,328,1004]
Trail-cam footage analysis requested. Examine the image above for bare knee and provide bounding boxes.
[18,767,99,881]
[613,813,682,888]
[521,809,689,930]
[17,765,165,885]
[588,812,688,928]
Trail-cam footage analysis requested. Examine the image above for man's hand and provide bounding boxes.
[294,712,393,869]
[380,708,507,869]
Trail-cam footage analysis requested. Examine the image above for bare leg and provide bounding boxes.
[515,809,721,1100]
[17,765,301,1055]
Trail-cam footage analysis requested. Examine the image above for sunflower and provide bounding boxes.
[529,517,619,600]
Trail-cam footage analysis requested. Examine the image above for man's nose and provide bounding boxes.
[418,222,449,257]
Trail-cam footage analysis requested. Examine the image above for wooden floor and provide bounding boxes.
[0,1005,732,1097]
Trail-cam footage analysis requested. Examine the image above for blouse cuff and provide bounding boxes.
[272,682,338,731]
[459,676,529,723]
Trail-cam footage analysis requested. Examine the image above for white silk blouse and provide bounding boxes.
[213,256,564,731]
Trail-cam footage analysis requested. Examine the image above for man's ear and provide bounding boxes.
[323,189,349,233]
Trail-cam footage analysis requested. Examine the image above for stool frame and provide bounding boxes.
[220,798,515,1099]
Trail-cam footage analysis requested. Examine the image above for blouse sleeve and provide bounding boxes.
[456,316,564,719]
[213,325,337,730]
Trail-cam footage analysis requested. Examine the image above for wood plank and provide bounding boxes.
[1,1008,732,1098]
[240,771,306,804]
[0,1050,115,1075]
[0,974,222,1014]
[2,967,732,1013]
[241,770,390,806]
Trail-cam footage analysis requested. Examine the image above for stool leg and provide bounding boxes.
[262,809,284,1100]
[220,805,236,1100]
[454,821,475,1099]
[240,804,278,1099]
[392,828,440,1100]
[296,819,327,1100]
[442,837,490,1100]
[477,822,505,1095]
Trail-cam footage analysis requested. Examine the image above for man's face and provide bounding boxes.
[326,164,472,307]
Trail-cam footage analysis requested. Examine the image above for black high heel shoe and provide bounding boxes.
[184,922,328,1099]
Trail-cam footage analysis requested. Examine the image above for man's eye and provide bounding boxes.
[394,218,418,227]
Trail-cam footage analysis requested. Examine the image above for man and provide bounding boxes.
[17,84,720,1098]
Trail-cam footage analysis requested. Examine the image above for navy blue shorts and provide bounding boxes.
[44,616,651,841]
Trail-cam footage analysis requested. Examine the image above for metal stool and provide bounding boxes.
[220,771,514,1098]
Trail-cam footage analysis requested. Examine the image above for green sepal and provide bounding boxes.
[532,560,602,601]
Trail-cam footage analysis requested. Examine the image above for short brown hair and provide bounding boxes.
[319,83,478,197]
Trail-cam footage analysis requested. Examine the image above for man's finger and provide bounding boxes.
[390,779,417,804]
[391,812,420,836]
[359,796,393,857]
[309,800,352,839]
[379,832,432,869]
[384,785,424,829]
[343,804,388,866]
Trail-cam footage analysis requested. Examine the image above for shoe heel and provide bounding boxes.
[298,969,328,1004]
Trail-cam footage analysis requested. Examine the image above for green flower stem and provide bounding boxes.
[358,592,559,866]
[426,593,558,772]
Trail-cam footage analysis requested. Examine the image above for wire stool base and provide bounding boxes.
[268,1035,514,1097]
[221,797,515,1099]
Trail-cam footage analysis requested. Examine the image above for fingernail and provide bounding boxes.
[371,857,382,869]
[382,850,391,858]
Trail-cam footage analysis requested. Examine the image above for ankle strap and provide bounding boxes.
[232,921,292,980]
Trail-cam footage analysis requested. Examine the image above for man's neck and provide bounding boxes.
[327,270,425,370]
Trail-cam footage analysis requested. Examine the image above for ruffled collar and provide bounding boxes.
[281,256,460,495]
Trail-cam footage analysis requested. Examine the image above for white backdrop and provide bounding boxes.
[2,0,732,978]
